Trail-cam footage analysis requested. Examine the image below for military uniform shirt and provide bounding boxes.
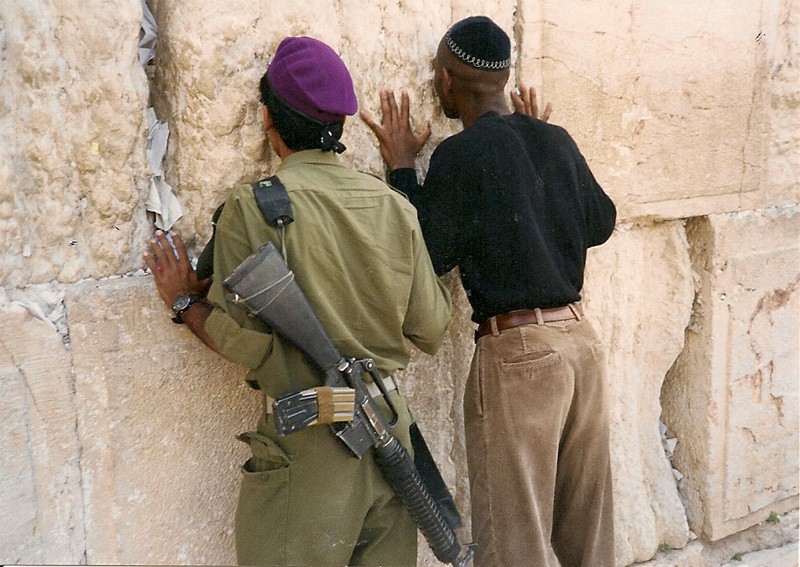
[204,149,452,398]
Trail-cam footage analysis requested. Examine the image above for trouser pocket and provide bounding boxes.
[237,430,291,472]
[234,431,291,565]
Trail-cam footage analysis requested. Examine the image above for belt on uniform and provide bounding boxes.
[265,375,398,414]
[475,304,583,342]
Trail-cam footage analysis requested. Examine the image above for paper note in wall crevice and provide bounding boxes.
[139,0,157,66]
[145,108,182,231]
[146,177,183,231]
[146,107,169,177]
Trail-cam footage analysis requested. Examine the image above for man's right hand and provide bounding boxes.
[360,90,432,171]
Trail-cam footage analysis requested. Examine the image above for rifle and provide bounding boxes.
[223,241,475,567]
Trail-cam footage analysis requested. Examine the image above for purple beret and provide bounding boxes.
[266,37,357,123]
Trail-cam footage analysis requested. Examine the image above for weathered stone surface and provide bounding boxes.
[720,542,798,567]
[388,222,700,567]
[663,206,800,542]
[0,0,151,286]
[517,1,799,222]
[66,276,260,564]
[637,509,799,567]
[0,0,794,287]
[753,0,800,213]
[0,302,83,564]
[583,222,696,565]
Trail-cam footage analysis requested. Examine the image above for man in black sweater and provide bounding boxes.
[362,15,616,567]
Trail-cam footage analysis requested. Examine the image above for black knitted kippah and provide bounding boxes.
[444,16,511,71]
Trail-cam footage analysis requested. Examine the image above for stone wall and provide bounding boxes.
[1,0,798,565]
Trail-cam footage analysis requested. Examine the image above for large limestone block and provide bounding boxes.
[0,0,151,286]
[408,223,701,567]
[66,276,260,564]
[638,509,798,566]
[583,222,695,565]
[662,206,800,541]
[516,1,798,221]
[407,220,701,567]
[755,0,800,212]
[0,302,84,564]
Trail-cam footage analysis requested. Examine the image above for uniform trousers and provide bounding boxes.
[234,390,417,566]
[464,317,615,567]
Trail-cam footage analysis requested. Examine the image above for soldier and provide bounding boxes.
[144,36,451,566]
[362,15,617,567]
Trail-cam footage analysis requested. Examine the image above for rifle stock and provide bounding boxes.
[222,242,341,375]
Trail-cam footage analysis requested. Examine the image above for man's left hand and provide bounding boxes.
[360,90,432,171]
[511,85,552,122]
[143,230,211,309]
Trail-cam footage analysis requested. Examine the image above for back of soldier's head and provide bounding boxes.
[260,37,357,153]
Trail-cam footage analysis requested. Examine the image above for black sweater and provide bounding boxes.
[389,111,616,324]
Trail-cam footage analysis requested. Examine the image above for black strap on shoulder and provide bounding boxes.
[195,203,225,281]
[252,175,294,261]
[252,176,294,228]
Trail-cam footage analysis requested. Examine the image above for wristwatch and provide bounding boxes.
[171,294,203,324]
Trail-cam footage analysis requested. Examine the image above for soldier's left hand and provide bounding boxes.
[143,231,211,308]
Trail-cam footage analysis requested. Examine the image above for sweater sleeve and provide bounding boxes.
[570,139,616,247]
[388,142,470,277]
[388,168,420,193]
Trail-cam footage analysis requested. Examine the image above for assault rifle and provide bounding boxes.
[223,241,475,567]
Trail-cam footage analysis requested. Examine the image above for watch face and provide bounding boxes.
[173,295,191,312]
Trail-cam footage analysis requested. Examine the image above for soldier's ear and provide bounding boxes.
[261,104,273,133]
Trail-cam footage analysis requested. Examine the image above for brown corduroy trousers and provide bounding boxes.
[464,316,615,567]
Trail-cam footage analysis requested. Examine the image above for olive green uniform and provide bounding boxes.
[204,150,452,566]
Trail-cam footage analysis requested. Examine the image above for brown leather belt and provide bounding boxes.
[475,304,583,342]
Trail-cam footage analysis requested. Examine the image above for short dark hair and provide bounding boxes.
[259,74,344,152]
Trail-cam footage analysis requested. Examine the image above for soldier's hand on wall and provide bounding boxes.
[360,90,432,171]
[143,231,211,309]
[511,85,552,122]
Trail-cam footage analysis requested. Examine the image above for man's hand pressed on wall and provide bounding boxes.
[511,84,552,122]
[360,90,432,171]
